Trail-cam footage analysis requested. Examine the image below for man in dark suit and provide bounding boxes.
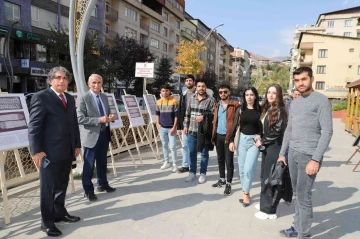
[28,66,81,237]
[77,74,116,201]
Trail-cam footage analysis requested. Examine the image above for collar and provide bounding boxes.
[89,90,101,98]
[50,87,65,97]
[193,92,208,101]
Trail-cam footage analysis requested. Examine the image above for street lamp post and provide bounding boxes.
[203,23,224,42]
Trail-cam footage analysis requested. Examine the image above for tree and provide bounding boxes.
[46,27,102,90]
[174,39,207,75]
[152,56,176,92]
[110,36,155,93]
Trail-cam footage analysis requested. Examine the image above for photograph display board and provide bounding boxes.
[122,95,145,127]
[0,94,30,151]
[105,93,123,128]
[143,94,157,123]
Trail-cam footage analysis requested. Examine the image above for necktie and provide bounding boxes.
[59,94,67,108]
[96,95,106,129]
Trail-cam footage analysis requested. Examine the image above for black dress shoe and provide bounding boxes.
[54,214,81,223]
[97,185,116,193]
[41,226,62,237]
[84,192,98,201]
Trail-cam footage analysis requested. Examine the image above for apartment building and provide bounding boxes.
[0,0,103,93]
[180,15,197,42]
[315,6,360,38]
[216,33,233,83]
[105,0,184,87]
[231,48,251,90]
[297,32,360,98]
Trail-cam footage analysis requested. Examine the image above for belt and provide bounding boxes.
[217,133,226,136]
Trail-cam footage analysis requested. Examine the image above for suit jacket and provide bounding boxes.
[28,88,81,162]
[77,90,111,148]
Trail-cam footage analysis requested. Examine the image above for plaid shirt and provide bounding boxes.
[183,93,215,136]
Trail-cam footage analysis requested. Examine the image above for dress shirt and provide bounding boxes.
[89,90,108,126]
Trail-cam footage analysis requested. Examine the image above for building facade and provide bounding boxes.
[0,0,104,93]
[297,32,360,98]
[231,48,251,91]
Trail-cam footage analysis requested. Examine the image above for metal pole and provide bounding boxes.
[6,21,18,93]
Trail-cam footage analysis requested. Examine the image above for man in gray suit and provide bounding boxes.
[77,74,116,201]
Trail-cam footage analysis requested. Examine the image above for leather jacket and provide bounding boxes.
[261,109,287,146]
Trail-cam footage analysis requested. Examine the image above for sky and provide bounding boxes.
[185,0,360,58]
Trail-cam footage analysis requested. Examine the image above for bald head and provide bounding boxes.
[88,74,103,94]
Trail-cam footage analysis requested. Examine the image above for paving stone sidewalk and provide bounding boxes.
[0,119,359,239]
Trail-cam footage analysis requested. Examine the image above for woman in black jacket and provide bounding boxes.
[254,84,287,220]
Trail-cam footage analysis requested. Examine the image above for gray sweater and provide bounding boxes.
[279,91,333,161]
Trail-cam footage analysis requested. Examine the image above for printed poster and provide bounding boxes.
[143,94,157,123]
[122,95,145,127]
[0,94,30,151]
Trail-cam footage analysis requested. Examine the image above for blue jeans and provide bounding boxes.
[159,127,177,163]
[181,132,190,167]
[188,134,209,174]
[237,133,260,192]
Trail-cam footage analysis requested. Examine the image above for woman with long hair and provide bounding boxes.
[254,84,287,220]
[229,87,262,207]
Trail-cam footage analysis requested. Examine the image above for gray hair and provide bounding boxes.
[47,66,72,84]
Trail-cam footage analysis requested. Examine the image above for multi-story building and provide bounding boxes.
[0,0,104,93]
[106,0,185,88]
[216,34,233,83]
[296,32,360,98]
[231,48,251,90]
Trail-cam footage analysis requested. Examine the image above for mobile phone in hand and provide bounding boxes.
[41,157,50,168]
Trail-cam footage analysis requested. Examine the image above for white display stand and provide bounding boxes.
[122,91,158,164]
[143,93,160,157]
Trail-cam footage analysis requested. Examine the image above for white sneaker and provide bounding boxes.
[172,164,178,173]
[198,174,207,184]
[160,162,171,170]
[254,211,277,220]
[255,204,260,210]
[185,172,196,182]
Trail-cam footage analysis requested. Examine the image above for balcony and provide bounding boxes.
[105,29,118,40]
[105,6,118,21]
[140,22,150,34]
[299,42,313,50]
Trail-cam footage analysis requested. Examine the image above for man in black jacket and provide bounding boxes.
[177,75,195,173]
[28,67,81,237]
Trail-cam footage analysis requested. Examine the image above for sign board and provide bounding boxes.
[122,95,145,127]
[31,67,49,77]
[21,59,29,68]
[105,93,123,128]
[143,94,157,123]
[135,62,154,78]
[0,94,30,151]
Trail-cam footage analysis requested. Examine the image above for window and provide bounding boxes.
[176,21,180,29]
[163,27,168,37]
[328,20,334,27]
[30,44,47,62]
[350,48,354,52]
[162,12,168,21]
[150,38,159,48]
[90,29,98,38]
[344,32,352,37]
[163,42,167,52]
[105,23,110,33]
[176,34,180,43]
[91,5,98,18]
[318,49,328,58]
[315,81,325,90]
[31,6,57,30]
[151,21,160,32]
[125,7,137,21]
[4,1,21,21]
[125,27,137,39]
[345,19,352,26]
[358,66,360,74]
[317,66,326,74]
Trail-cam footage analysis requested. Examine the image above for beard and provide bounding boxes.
[187,84,194,89]
[220,95,229,100]
[297,84,312,93]
[198,90,205,95]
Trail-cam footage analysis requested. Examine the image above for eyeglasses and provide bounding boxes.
[219,90,229,95]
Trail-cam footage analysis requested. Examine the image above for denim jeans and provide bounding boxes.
[288,148,318,239]
[181,131,190,167]
[188,134,209,174]
[159,127,177,164]
[237,133,260,192]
